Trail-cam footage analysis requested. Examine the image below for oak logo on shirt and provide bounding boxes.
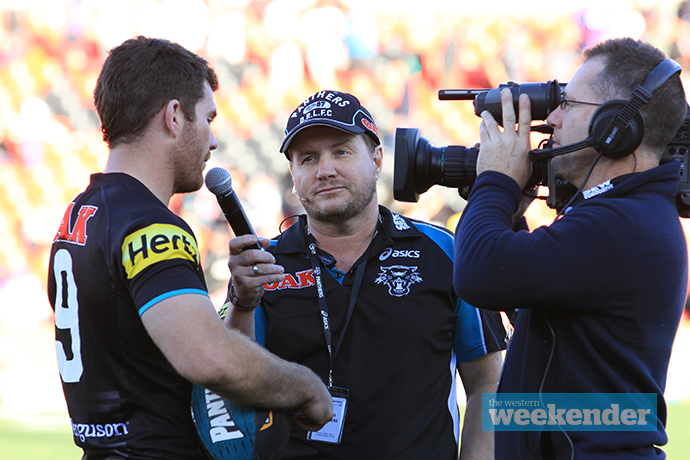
[121,224,200,279]
[53,202,98,246]
[264,269,315,291]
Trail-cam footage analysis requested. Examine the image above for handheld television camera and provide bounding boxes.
[393,81,690,216]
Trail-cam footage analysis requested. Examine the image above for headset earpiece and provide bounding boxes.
[589,101,646,159]
[588,58,681,160]
[529,58,680,163]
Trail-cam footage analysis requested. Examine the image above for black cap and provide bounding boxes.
[280,90,380,157]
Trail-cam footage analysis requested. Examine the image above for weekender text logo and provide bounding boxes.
[482,393,656,431]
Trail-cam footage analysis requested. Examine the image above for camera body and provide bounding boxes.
[663,114,690,217]
[393,81,690,216]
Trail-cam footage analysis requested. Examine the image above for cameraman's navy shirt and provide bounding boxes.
[454,162,687,459]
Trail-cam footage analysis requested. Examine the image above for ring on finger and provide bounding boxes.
[252,265,260,276]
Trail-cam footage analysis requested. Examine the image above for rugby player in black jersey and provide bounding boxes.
[48,36,332,460]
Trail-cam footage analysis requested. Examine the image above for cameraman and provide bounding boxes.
[453,37,688,459]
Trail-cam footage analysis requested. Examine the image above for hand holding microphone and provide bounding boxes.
[205,167,287,311]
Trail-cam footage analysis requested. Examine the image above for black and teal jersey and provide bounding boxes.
[48,173,209,460]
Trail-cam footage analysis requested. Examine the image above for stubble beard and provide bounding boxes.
[551,146,601,186]
[303,179,377,224]
[171,124,206,195]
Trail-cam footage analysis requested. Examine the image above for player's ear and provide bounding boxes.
[164,99,182,138]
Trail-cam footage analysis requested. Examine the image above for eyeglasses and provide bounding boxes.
[559,96,602,111]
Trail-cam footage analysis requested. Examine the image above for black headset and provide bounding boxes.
[530,57,681,162]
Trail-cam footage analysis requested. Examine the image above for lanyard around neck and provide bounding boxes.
[306,227,373,388]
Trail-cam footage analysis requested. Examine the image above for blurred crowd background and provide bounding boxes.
[0,0,689,418]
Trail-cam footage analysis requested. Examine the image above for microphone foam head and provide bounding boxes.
[205,167,233,197]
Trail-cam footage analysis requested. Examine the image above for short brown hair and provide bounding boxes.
[583,38,686,154]
[94,36,219,148]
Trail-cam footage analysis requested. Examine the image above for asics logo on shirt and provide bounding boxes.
[379,248,421,260]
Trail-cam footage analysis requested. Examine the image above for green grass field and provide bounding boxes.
[1,404,689,459]
[0,412,81,460]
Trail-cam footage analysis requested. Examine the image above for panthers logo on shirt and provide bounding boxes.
[375,265,423,297]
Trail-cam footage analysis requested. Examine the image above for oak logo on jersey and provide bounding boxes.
[264,269,315,291]
[375,265,423,297]
[54,202,98,246]
[121,224,200,279]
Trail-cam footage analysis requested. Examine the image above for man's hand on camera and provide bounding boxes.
[477,88,533,190]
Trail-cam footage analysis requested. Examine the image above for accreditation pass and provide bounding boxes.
[307,387,349,444]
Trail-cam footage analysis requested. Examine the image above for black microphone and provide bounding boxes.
[205,167,261,250]
[529,137,596,163]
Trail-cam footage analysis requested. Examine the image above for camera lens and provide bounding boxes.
[393,127,478,202]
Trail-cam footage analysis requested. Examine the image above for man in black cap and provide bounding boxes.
[223,90,506,459]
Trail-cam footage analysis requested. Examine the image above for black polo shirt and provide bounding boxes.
[255,206,505,460]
